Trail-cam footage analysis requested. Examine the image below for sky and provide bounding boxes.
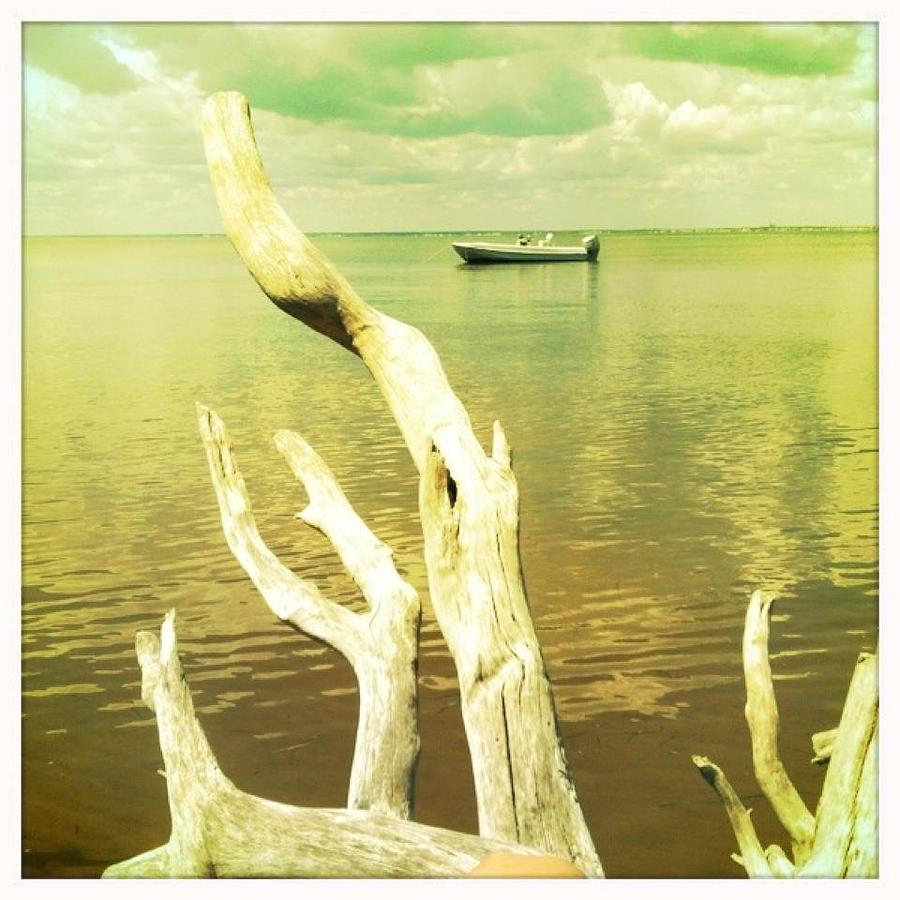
[22,21,878,234]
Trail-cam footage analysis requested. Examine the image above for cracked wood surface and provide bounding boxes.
[802,651,877,876]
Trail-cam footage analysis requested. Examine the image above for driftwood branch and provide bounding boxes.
[802,651,877,877]
[196,403,360,653]
[103,613,553,878]
[197,404,420,818]
[418,435,597,866]
[694,592,877,877]
[201,90,601,875]
[692,756,776,877]
[742,590,815,858]
[273,426,422,817]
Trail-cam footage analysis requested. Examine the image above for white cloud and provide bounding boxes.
[22,23,877,233]
[99,38,159,82]
[604,81,670,142]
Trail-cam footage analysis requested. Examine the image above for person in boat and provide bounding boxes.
[516,233,531,246]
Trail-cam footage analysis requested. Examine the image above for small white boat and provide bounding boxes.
[452,233,599,264]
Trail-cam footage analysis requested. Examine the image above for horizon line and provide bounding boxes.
[22,224,879,239]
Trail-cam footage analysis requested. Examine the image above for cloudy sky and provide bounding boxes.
[22,21,877,234]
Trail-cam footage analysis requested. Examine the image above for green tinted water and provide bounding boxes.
[22,230,877,876]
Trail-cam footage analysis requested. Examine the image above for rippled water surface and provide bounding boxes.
[22,231,877,876]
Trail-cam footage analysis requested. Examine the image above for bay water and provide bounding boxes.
[22,230,877,876]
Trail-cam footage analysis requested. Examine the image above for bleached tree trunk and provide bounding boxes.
[693,590,877,877]
[200,90,602,876]
[103,612,548,878]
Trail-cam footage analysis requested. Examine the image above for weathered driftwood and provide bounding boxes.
[693,590,877,877]
[103,612,548,878]
[197,404,420,819]
[693,756,788,877]
[200,90,602,875]
[742,590,815,860]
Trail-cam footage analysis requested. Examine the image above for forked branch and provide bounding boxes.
[197,403,420,818]
[694,592,877,877]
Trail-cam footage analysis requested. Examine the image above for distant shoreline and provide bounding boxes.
[23,225,879,240]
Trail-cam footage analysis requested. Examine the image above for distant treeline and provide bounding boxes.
[309,225,878,238]
[590,225,878,236]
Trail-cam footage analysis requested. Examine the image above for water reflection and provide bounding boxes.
[22,231,877,874]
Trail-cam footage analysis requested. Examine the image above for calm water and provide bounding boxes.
[22,230,877,877]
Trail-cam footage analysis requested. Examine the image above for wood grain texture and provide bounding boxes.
[803,652,877,876]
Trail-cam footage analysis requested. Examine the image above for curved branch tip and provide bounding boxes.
[160,608,178,664]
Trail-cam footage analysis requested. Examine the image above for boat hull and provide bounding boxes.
[452,236,598,264]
